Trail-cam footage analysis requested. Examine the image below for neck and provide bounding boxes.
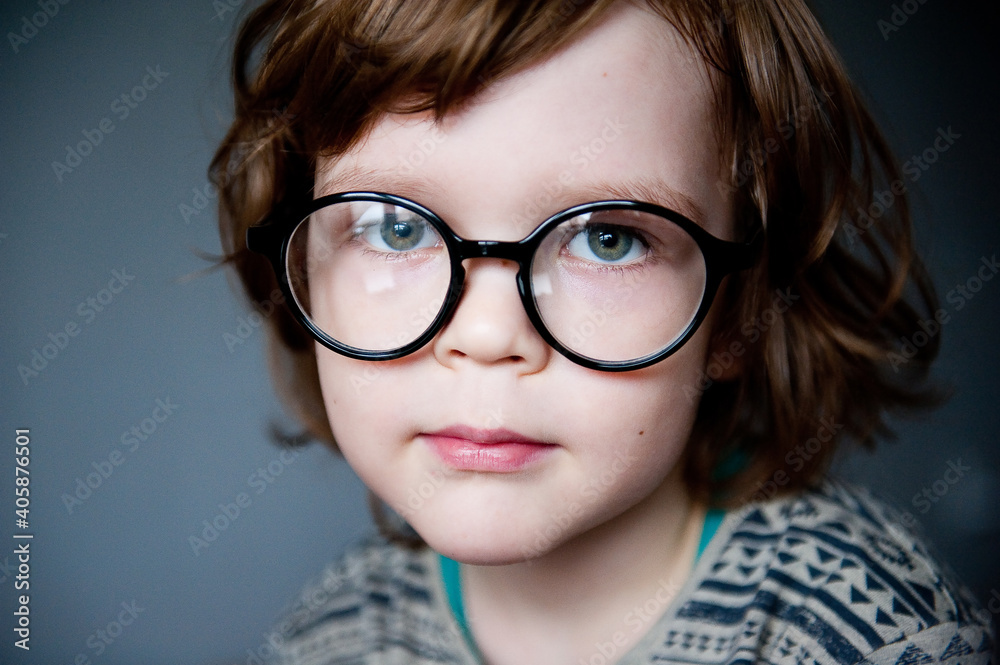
[460,470,705,665]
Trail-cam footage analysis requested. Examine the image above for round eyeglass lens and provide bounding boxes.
[530,208,707,363]
[285,199,452,352]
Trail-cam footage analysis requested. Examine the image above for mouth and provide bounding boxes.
[421,425,556,472]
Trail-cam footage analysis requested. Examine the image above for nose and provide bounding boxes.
[431,258,551,373]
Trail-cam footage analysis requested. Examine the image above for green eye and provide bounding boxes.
[566,224,645,264]
[380,213,425,251]
[352,204,439,253]
[588,226,634,262]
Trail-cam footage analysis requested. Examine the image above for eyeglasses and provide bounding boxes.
[247,192,760,371]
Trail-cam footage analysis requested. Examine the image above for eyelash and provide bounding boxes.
[342,212,667,278]
[560,225,657,266]
[347,221,442,262]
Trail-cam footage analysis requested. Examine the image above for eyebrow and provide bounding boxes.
[315,164,446,201]
[572,176,707,227]
[317,166,706,227]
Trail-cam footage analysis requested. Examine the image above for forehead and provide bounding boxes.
[317,3,732,239]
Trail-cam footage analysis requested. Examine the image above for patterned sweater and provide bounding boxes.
[268,481,994,664]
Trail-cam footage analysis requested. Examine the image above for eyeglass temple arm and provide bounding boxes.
[706,229,763,274]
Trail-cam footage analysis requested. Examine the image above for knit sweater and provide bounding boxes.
[268,480,995,664]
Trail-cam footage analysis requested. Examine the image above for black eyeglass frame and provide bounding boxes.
[247,191,761,372]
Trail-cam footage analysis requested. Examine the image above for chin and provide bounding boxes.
[407,509,568,566]
[424,534,547,566]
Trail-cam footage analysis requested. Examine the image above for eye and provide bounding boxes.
[566,223,647,264]
[353,204,438,252]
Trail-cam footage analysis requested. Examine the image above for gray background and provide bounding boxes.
[0,1,997,663]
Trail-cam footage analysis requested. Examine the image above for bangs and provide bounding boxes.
[244,0,619,165]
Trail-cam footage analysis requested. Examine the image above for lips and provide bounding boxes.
[421,425,555,472]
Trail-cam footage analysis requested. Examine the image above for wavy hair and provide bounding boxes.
[211,0,941,521]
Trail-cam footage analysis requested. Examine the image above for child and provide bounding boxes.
[211,0,995,663]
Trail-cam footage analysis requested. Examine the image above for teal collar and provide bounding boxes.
[439,554,481,660]
[439,507,725,656]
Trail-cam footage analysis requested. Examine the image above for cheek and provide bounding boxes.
[577,380,697,499]
[543,334,711,498]
[313,346,449,511]
[314,348,399,471]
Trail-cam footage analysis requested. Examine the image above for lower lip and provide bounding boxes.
[422,435,554,472]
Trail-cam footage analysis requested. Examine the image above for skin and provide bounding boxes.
[313,3,736,662]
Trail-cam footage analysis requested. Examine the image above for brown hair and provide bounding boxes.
[211,0,940,516]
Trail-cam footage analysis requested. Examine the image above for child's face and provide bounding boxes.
[313,3,732,563]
